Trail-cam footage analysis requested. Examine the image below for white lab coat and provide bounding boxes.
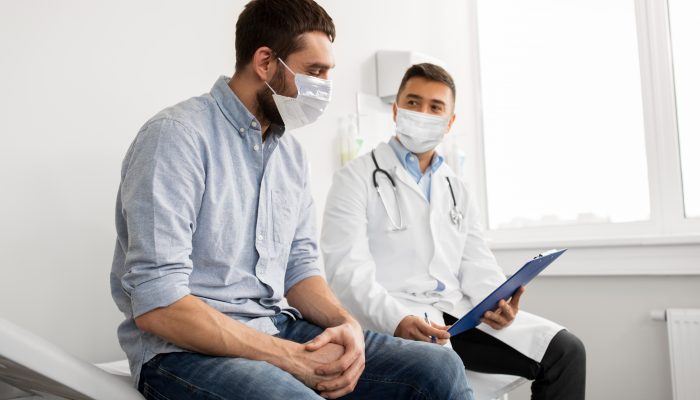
[321,142,564,399]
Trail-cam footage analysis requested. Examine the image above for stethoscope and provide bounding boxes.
[371,150,464,231]
[371,150,406,231]
[445,176,463,228]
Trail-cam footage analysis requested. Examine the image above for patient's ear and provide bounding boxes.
[250,46,276,82]
[392,103,398,123]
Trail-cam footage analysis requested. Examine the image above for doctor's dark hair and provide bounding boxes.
[397,63,456,102]
[234,0,335,71]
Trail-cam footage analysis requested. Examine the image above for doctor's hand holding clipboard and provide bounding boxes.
[392,286,524,345]
[477,286,525,330]
[447,248,567,337]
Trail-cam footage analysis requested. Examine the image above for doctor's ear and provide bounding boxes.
[392,103,398,123]
[446,113,457,132]
[250,46,276,82]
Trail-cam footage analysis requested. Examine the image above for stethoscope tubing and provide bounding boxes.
[370,149,461,230]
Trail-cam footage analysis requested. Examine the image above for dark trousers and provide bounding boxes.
[443,313,586,400]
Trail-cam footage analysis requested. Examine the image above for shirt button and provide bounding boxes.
[239,127,245,133]
[251,121,258,128]
[253,144,260,151]
[257,234,263,241]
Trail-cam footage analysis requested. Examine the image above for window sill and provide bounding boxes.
[487,233,700,251]
[487,235,700,276]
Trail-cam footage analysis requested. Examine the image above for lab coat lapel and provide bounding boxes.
[392,166,427,202]
[429,167,455,216]
[374,143,426,202]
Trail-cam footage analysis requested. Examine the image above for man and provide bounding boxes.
[110,2,472,399]
[322,63,586,399]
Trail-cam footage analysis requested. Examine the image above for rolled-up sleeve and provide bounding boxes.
[119,118,205,318]
[284,161,322,294]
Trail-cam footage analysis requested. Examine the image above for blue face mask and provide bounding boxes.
[265,59,332,130]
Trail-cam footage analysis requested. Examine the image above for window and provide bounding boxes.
[477,0,650,230]
[472,0,700,245]
[668,0,700,218]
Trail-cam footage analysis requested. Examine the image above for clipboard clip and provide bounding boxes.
[533,249,561,260]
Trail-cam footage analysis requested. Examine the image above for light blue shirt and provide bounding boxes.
[388,137,444,202]
[110,76,322,386]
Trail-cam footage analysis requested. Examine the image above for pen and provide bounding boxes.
[424,312,436,343]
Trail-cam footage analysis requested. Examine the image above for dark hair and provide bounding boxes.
[235,0,335,71]
[397,63,456,102]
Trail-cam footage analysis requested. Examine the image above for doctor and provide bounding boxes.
[322,63,585,400]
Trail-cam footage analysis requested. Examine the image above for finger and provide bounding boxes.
[320,382,355,399]
[319,356,364,392]
[410,327,432,343]
[483,310,508,326]
[481,318,505,330]
[510,286,525,310]
[417,320,450,339]
[437,337,450,345]
[430,321,450,330]
[498,301,515,321]
[497,299,507,311]
[318,356,364,394]
[316,347,360,376]
[305,330,334,351]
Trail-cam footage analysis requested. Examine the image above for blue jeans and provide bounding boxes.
[139,314,473,400]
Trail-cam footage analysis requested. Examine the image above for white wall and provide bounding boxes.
[0,0,478,363]
[503,275,700,400]
[0,1,697,400]
[0,0,242,363]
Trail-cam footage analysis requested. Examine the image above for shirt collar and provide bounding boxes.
[388,136,444,176]
[210,76,284,140]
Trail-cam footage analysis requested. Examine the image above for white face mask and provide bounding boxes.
[265,59,332,130]
[395,108,451,153]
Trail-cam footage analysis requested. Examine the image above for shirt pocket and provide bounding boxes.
[272,189,299,245]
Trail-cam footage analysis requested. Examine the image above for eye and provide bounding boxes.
[407,100,418,106]
[307,69,322,77]
[431,105,445,113]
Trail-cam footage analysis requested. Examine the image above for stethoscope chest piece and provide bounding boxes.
[446,177,463,227]
[450,206,463,227]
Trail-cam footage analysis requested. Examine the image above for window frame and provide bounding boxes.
[468,0,700,252]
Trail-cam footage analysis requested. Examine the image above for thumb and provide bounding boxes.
[305,329,333,351]
[511,286,525,309]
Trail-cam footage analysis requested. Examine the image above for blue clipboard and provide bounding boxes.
[447,248,567,336]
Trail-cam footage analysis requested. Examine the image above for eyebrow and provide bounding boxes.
[305,62,335,70]
[405,93,446,106]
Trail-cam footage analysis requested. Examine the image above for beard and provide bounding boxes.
[255,66,289,126]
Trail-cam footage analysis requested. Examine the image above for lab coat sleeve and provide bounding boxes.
[321,162,412,335]
[284,159,323,294]
[118,119,204,318]
[458,189,507,304]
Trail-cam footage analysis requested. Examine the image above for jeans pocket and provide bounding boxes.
[142,382,172,400]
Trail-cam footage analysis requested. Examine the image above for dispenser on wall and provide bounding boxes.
[375,50,446,104]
